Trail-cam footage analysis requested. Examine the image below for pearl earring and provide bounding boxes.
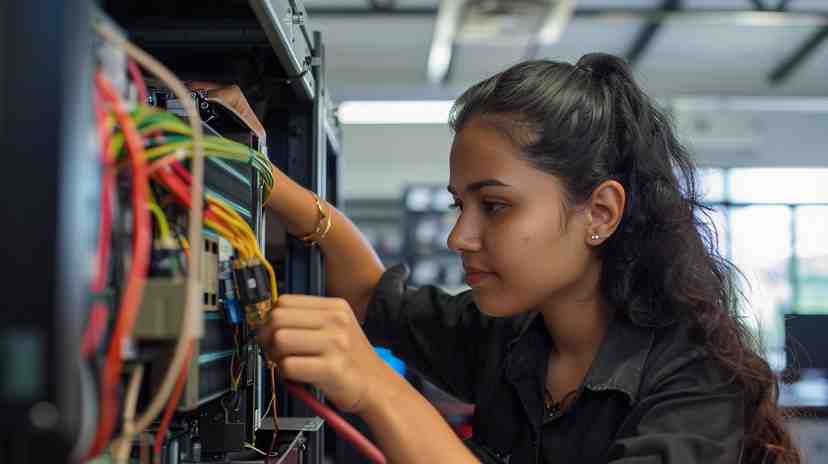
[590,232,600,241]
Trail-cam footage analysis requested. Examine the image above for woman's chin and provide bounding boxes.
[472,290,523,318]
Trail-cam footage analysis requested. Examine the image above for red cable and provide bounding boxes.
[127,59,149,106]
[152,163,223,226]
[167,161,225,226]
[286,382,386,464]
[81,302,109,358]
[86,72,152,459]
[91,174,112,292]
[153,341,195,462]
[153,167,192,209]
[82,90,116,357]
[169,160,192,184]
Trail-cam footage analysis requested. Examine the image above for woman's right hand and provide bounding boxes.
[258,294,393,414]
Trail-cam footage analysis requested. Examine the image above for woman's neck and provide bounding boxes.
[538,263,613,367]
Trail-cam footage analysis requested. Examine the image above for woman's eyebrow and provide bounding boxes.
[447,179,511,195]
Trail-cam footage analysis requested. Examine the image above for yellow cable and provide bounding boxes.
[261,394,275,422]
[206,199,259,256]
[209,200,278,302]
[147,202,171,241]
[208,201,251,237]
[217,206,277,302]
[210,199,260,247]
[204,219,249,258]
[253,245,278,303]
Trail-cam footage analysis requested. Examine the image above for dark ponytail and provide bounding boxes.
[450,53,800,464]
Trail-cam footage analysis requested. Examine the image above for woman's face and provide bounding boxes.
[447,116,596,317]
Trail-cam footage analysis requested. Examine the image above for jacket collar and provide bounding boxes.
[507,310,666,404]
[582,314,656,403]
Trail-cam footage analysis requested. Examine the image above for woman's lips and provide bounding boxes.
[465,271,494,286]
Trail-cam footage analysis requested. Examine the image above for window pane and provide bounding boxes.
[699,168,725,203]
[730,206,792,349]
[795,206,828,313]
[730,168,828,204]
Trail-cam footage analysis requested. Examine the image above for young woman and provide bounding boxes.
[258,53,800,463]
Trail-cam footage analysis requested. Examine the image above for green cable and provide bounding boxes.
[106,106,275,191]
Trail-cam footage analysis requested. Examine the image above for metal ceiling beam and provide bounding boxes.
[768,24,828,85]
[367,0,398,11]
[625,0,681,67]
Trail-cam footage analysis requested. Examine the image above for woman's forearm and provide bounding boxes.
[264,164,384,321]
[361,367,479,464]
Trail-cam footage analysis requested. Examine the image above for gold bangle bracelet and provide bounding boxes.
[301,194,332,247]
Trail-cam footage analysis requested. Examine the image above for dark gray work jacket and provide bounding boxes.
[363,264,747,463]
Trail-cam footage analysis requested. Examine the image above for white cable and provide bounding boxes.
[94,20,205,437]
[112,365,145,464]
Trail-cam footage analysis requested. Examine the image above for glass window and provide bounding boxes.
[730,206,793,348]
[699,168,725,203]
[730,168,828,204]
[795,206,828,313]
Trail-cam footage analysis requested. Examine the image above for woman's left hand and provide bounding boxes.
[257,294,391,414]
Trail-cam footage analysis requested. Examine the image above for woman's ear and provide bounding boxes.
[585,180,625,245]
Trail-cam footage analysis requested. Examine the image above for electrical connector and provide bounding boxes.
[149,240,181,277]
[231,258,271,329]
[219,261,243,325]
[202,237,219,310]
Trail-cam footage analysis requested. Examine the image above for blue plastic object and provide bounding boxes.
[223,298,244,325]
[374,347,406,376]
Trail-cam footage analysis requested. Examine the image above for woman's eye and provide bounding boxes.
[481,201,507,215]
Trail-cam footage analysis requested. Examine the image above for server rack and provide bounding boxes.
[1,1,341,462]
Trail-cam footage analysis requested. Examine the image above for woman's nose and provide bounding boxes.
[447,214,482,253]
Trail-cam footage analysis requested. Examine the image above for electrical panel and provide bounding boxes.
[1,0,342,463]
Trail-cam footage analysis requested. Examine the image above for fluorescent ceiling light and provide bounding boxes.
[338,100,455,125]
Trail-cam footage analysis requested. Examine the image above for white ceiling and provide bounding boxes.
[302,0,828,102]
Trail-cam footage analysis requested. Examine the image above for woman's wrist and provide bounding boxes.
[265,164,327,238]
[357,362,411,421]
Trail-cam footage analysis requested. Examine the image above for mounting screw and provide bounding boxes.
[29,402,59,430]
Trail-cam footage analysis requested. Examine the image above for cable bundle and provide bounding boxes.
[85,19,386,464]
[85,19,205,463]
